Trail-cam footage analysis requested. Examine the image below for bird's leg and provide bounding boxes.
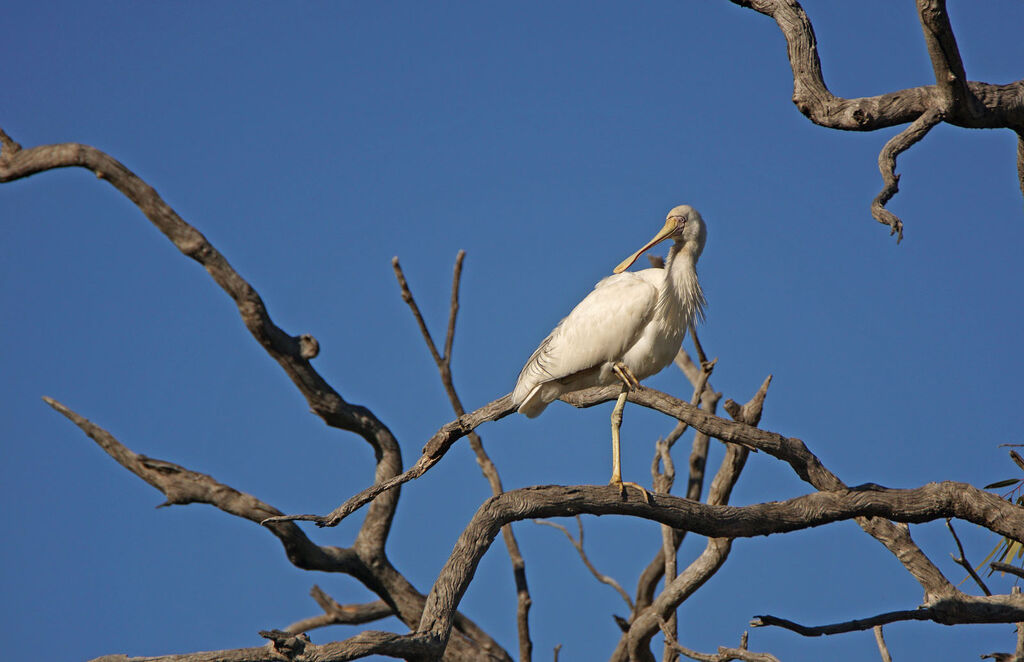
[610,388,650,503]
[613,362,640,391]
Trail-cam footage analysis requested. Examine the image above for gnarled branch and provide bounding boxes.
[726,0,1024,238]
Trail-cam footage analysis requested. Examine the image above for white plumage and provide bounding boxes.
[511,204,707,496]
[513,204,706,415]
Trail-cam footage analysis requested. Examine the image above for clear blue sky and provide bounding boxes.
[3,2,1023,660]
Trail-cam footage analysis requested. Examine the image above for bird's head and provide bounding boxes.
[613,204,706,273]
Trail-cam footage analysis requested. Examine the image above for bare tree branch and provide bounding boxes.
[265,393,519,527]
[726,0,1024,132]
[1,125,515,661]
[946,519,991,596]
[1017,131,1024,199]
[392,253,533,662]
[983,590,1024,661]
[871,108,944,242]
[534,516,634,612]
[725,0,1024,237]
[86,629,438,662]
[42,397,361,574]
[637,353,723,621]
[915,0,981,120]
[873,625,892,662]
[658,620,780,662]
[42,397,510,662]
[991,563,1024,580]
[620,379,768,661]
[752,589,1024,636]
[276,379,992,610]
[651,356,719,662]
[605,388,959,602]
[284,587,392,634]
[636,352,722,617]
[0,129,402,558]
[395,479,1024,659]
[750,609,926,636]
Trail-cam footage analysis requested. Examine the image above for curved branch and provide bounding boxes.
[871,108,945,242]
[727,0,1024,132]
[409,481,1024,654]
[535,517,634,612]
[726,0,1024,238]
[275,379,959,611]
[42,397,362,574]
[0,130,402,557]
[43,397,510,661]
[266,394,518,527]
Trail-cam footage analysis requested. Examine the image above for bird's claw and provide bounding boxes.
[611,478,651,504]
[613,362,640,391]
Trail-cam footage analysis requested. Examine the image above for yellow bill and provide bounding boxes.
[613,217,680,273]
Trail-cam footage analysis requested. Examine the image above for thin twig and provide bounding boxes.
[873,625,892,662]
[947,518,991,595]
[657,617,780,662]
[392,253,533,662]
[535,517,634,612]
[659,357,718,455]
[443,250,463,364]
[689,324,708,367]
[285,587,393,633]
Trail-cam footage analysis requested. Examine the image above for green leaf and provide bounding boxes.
[984,478,1020,489]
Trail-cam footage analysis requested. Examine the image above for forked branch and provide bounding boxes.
[0,127,402,558]
[392,253,534,662]
[727,0,1024,238]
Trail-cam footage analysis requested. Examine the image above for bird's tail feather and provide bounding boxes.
[516,384,549,418]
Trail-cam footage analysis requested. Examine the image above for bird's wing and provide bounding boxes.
[513,273,658,403]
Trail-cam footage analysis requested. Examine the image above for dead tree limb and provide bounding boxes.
[725,0,1024,239]
[0,127,401,559]
[283,587,392,634]
[0,127,510,661]
[392,253,533,662]
[43,397,509,662]
[616,378,768,661]
[398,480,1024,659]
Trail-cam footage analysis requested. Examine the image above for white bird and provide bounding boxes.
[512,204,707,498]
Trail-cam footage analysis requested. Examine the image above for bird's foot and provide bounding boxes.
[611,477,651,504]
[613,362,640,391]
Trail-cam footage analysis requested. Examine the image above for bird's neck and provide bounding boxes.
[662,243,705,323]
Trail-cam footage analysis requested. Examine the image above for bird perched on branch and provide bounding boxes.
[512,204,707,499]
